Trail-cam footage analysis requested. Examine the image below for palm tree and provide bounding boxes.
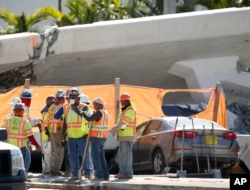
[0,7,63,34]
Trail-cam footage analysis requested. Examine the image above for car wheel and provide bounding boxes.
[152,149,165,174]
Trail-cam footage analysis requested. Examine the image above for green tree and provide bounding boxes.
[0,7,60,34]
[176,0,250,13]
[196,0,240,9]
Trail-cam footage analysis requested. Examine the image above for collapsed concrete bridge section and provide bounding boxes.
[1,7,250,103]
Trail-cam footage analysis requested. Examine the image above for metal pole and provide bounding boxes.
[115,78,120,123]
[24,78,30,89]
[58,0,62,12]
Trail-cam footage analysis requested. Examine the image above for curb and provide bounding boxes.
[27,175,230,190]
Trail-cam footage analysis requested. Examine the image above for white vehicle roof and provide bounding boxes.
[0,141,20,150]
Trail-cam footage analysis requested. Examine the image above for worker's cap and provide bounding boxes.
[55,89,65,98]
[93,97,104,105]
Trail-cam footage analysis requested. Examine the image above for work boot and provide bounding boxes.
[64,167,71,177]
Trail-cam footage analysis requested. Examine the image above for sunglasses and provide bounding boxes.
[69,95,78,99]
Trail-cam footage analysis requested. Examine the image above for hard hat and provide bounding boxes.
[11,97,21,107]
[69,87,81,97]
[93,97,104,105]
[55,89,65,98]
[20,89,32,99]
[80,94,90,104]
[13,103,25,117]
[14,103,25,110]
[120,93,132,101]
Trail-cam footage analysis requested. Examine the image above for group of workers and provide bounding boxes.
[1,86,137,181]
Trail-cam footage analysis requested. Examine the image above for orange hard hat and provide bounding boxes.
[120,93,131,101]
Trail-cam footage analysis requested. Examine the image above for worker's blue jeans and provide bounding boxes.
[20,147,31,173]
[68,136,92,177]
[116,141,133,177]
[90,137,109,179]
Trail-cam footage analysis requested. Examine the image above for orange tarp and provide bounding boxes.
[0,84,164,128]
[0,84,227,129]
[194,89,228,128]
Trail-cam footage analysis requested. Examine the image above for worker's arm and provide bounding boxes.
[81,110,102,122]
[71,105,101,121]
[71,105,88,116]
[110,122,126,132]
[27,135,41,151]
[61,117,67,135]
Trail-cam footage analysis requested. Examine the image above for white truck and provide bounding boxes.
[0,128,27,190]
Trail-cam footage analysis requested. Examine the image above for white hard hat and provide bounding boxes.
[93,97,104,105]
[80,94,90,104]
[11,97,21,108]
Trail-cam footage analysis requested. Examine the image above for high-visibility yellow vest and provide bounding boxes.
[3,116,33,148]
[47,104,63,133]
[117,106,136,137]
[90,109,108,138]
[41,110,49,141]
[24,106,31,120]
[64,103,88,138]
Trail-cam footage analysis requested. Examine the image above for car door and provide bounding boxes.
[133,121,148,167]
[134,120,162,169]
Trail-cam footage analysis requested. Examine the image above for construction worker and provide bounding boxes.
[10,97,22,114]
[4,97,22,119]
[47,89,65,176]
[110,92,136,179]
[73,97,109,181]
[40,95,55,176]
[20,89,32,120]
[20,89,40,127]
[55,87,92,181]
[1,103,41,173]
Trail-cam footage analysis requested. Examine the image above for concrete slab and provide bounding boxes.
[27,173,230,190]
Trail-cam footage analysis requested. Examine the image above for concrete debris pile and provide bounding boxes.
[227,99,250,134]
[0,63,35,93]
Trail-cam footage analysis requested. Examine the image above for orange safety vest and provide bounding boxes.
[90,109,108,139]
[48,104,63,133]
[3,116,33,148]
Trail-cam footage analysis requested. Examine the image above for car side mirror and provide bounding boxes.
[0,128,8,141]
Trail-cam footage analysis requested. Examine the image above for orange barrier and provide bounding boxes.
[0,84,227,129]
